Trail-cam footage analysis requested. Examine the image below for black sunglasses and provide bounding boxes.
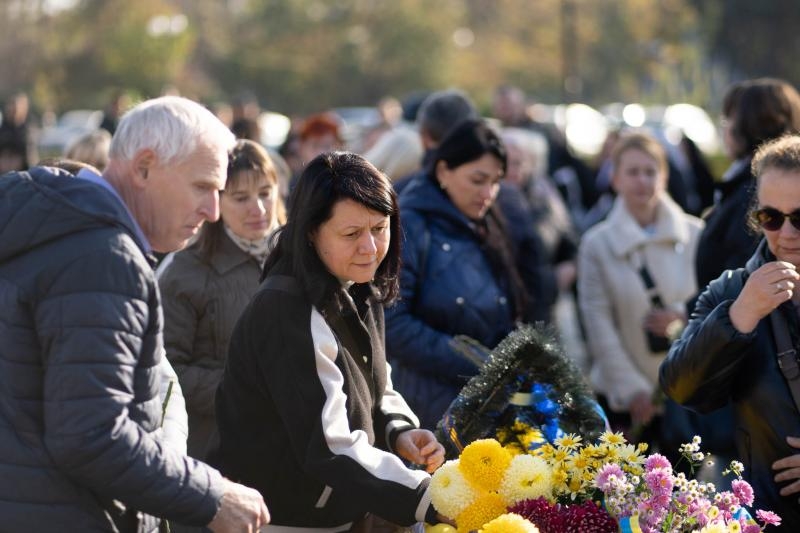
[753,207,800,231]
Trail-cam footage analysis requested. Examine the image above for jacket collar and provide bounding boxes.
[606,194,693,258]
[209,231,258,275]
[745,238,772,273]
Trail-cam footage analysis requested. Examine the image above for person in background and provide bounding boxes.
[695,78,800,294]
[0,91,37,172]
[392,88,478,194]
[0,95,269,532]
[159,139,285,461]
[64,129,112,171]
[296,112,344,167]
[661,134,800,531]
[363,123,423,182]
[491,84,597,218]
[578,132,703,449]
[210,151,444,531]
[501,127,585,369]
[386,118,533,430]
[99,89,131,135]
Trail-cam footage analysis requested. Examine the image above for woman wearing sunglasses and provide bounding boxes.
[661,135,800,530]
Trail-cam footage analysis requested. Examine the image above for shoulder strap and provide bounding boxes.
[769,309,800,414]
[638,264,665,309]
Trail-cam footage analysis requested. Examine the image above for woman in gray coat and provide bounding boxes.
[159,139,285,459]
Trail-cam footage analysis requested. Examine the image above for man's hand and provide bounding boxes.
[395,429,445,473]
[773,435,800,498]
[207,479,270,533]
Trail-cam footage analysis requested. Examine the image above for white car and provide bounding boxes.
[38,109,103,158]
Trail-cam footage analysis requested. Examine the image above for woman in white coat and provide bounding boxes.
[577,132,704,446]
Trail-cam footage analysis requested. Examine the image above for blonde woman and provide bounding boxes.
[578,132,703,444]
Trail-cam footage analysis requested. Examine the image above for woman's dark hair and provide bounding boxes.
[197,138,284,261]
[723,77,800,159]
[263,151,401,304]
[430,118,507,180]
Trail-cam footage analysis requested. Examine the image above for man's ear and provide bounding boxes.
[130,148,158,188]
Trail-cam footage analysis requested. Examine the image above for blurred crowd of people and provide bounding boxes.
[5,76,800,530]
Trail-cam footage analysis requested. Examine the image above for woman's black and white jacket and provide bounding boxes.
[210,263,435,529]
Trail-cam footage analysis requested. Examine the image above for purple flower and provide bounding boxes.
[731,479,755,507]
[595,463,625,491]
[644,467,673,496]
[645,453,671,471]
[756,509,782,526]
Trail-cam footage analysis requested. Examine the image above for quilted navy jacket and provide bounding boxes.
[385,174,517,429]
[0,168,225,531]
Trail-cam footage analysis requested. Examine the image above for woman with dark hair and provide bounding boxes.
[158,139,285,460]
[695,77,800,292]
[385,118,530,430]
[210,152,444,531]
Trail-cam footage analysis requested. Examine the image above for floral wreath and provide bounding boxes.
[436,324,607,460]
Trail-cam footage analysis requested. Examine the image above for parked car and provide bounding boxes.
[38,109,103,159]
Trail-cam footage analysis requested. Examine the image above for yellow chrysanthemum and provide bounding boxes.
[554,433,582,450]
[479,512,540,533]
[533,443,555,459]
[430,460,477,519]
[458,439,512,491]
[499,454,553,504]
[455,491,507,533]
[599,431,626,445]
[728,520,742,533]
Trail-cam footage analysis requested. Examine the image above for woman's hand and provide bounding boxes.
[628,390,657,427]
[729,261,799,333]
[643,308,685,338]
[773,436,800,498]
[395,429,445,473]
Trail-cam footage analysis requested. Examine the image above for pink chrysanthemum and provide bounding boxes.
[644,453,671,471]
[731,479,755,507]
[595,463,625,491]
[644,467,673,497]
[756,509,782,526]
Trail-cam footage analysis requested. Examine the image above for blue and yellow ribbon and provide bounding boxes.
[618,514,643,533]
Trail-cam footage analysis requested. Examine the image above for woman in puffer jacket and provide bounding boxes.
[385,118,530,430]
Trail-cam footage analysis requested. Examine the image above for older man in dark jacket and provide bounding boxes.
[0,96,268,532]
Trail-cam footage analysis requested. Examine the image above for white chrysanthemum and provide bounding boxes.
[499,453,553,505]
[430,460,477,519]
[697,521,726,533]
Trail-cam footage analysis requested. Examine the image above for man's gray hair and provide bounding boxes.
[416,89,478,145]
[109,96,235,165]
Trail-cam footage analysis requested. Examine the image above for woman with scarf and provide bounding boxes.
[158,138,285,460]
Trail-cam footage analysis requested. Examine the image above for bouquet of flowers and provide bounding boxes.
[429,434,782,533]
